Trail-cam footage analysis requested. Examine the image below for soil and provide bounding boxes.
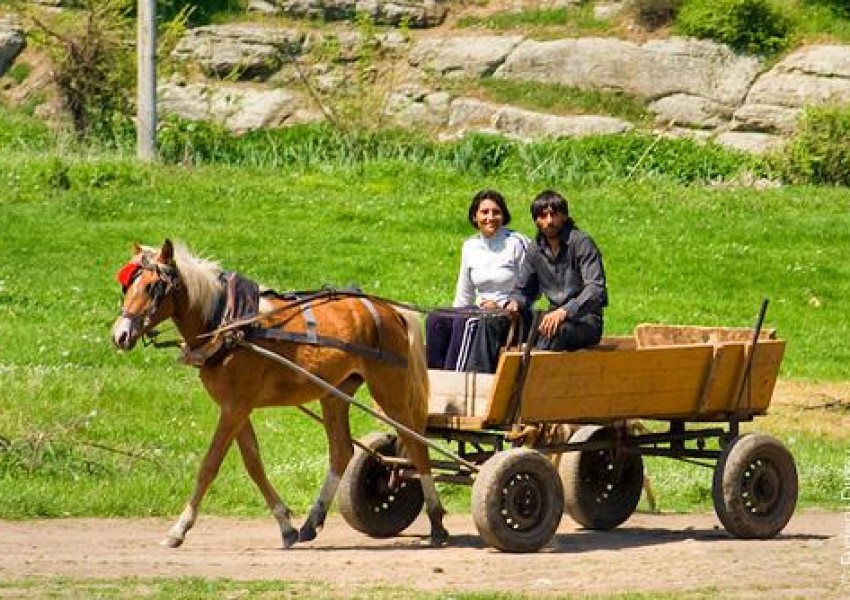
[0,511,845,597]
[1,382,848,597]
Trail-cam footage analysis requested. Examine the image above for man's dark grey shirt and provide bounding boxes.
[509,224,608,320]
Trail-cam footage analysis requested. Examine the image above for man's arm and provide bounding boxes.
[506,249,539,312]
[562,234,607,319]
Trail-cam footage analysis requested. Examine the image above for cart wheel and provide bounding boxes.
[560,425,644,530]
[472,448,564,553]
[712,433,797,539]
[337,432,424,538]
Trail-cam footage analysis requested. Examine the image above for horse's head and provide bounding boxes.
[112,240,180,351]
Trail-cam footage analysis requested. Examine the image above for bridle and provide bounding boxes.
[117,254,180,337]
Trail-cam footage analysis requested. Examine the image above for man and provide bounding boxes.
[505,189,608,350]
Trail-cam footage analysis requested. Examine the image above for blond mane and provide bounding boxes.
[172,242,222,323]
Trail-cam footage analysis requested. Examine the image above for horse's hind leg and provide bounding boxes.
[298,376,361,543]
[236,418,299,549]
[397,431,449,547]
[164,409,246,548]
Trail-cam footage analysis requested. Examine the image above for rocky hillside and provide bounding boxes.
[3,1,850,153]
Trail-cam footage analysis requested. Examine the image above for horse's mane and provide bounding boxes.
[172,242,222,322]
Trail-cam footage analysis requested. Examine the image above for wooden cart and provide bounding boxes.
[337,320,797,553]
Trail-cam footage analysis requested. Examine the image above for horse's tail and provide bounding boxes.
[396,307,429,434]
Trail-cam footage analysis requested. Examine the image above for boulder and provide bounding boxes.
[409,35,524,78]
[495,37,763,106]
[448,98,632,140]
[649,94,733,129]
[260,0,447,27]
[172,24,305,80]
[159,81,323,132]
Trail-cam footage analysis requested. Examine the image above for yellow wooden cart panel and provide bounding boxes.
[427,325,785,431]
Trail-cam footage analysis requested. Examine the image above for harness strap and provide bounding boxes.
[302,302,319,343]
[357,296,383,360]
[244,327,407,368]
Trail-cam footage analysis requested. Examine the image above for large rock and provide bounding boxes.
[159,81,323,132]
[714,131,784,154]
[260,0,448,27]
[448,98,632,140]
[649,93,733,129]
[735,45,850,133]
[495,37,763,106]
[409,35,523,78]
[0,19,25,77]
[172,24,305,80]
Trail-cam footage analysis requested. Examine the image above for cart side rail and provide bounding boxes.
[427,327,785,430]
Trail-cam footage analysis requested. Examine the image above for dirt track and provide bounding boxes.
[0,511,845,597]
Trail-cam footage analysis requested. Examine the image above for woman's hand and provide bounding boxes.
[479,300,499,310]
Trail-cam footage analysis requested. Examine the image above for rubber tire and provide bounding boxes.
[712,433,797,539]
[472,448,564,553]
[560,425,644,530]
[337,432,424,538]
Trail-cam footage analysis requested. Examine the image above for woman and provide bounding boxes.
[427,189,530,372]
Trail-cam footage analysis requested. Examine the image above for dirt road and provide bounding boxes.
[0,511,845,597]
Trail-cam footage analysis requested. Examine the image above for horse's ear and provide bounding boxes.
[161,239,174,263]
[131,241,143,256]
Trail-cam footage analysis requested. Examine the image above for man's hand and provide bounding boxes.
[539,307,567,338]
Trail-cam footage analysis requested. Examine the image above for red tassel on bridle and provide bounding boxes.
[116,261,142,291]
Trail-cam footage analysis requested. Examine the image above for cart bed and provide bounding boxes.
[427,324,784,430]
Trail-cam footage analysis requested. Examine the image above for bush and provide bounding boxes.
[628,0,684,30]
[803,0,850,19]
[772,105,850,186]
[676,0,793,56]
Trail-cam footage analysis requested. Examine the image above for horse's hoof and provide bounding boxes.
[430,528,450,548]
[298,524,317,543]
[282,528,299,549]
[161,535,184,548]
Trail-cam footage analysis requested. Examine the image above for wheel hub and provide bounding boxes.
[501,472,544,530]
[741,457,781,514]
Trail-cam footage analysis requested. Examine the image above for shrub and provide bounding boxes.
[802,0,850,19]
[675,0,793,56]
[628,0,684,31]
[27,0,135,144]
[772,105,850,186]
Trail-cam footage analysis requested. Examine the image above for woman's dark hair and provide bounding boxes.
[468,189,511,228]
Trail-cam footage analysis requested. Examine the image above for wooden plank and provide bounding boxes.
[482,352,522,426]
[726,340,785,415]
[697,343,745,415]
[426,414,489,430]
[636,324,776,347]
[517,345,714,422]
[427,370,495,417]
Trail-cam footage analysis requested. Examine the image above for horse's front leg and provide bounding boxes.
[298,381,359,543]
[163,409,245,548]
[235,418,299,549]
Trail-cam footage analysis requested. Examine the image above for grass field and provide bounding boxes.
[0,138,848,522]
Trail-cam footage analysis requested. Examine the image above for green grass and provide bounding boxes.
[0,577,724,599]
[456,5,612,38]
[0,122,848,522]
[453,78,653,125]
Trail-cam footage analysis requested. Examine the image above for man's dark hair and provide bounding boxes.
[530,189,569,220]
[468,189,512,228]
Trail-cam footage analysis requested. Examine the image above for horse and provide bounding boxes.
[111,239,448,548]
